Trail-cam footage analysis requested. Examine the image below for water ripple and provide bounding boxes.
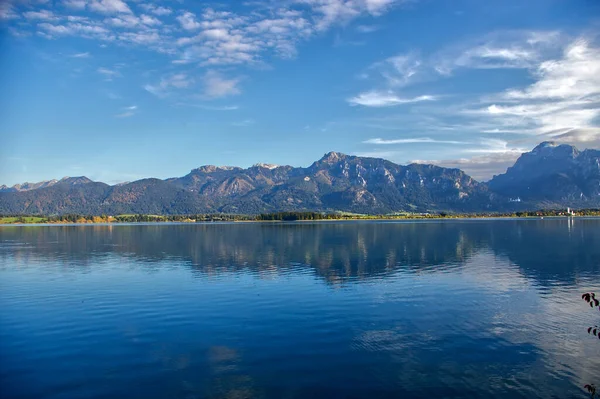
[1,220,599,398]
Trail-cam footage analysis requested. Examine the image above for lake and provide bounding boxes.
[1,219,599,398]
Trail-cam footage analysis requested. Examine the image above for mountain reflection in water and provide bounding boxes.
[0,219,599,399]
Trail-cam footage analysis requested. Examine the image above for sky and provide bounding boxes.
[0,0,599,185]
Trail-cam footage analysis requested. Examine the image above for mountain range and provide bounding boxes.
[1,142,599,215]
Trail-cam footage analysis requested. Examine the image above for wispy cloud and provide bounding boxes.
[62,0,88,10]
[70,52,91,58]
[348,91,436,107]
[97,66,121,80]
[0,2,17,20]
[356,24,380,33]
[433,30,563,74]
[364,137,467,145]
[6,0,405,71]
[88,0,132,15]
[299,0,400,31]
[202,70,242,98]
[460,38,600,140]
[349,31,565,109]
[351,30,600,178]
[115,105,138,118]
[176,103,240,111]
[372,53,422,87]
[144,73,195,98]
[410,139,527,180]
[231,119,255,127]
[176,11,201,31]
[411,152,523,181]
[23,9,58,21]
[139,4,172,16]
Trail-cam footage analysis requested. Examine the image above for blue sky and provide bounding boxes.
[0,0,599,185]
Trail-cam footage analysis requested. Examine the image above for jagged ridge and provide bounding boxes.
[2,143,599,215]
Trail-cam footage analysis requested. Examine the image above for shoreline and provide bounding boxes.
[1,214,598,226]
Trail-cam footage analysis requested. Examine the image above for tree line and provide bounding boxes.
[2,209,600,224]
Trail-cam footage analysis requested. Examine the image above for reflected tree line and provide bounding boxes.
[1,220,600,397]
[1,220,599,286]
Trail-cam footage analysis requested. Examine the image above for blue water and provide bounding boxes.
[1,219,599,398]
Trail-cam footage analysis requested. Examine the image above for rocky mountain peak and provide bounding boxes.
[193,165,242,173]
[3,142,600,215]
[252,163,280,170]
[530,141,579,158]
[59,176,93,185]
[320,151,347,163]
[0,179,60,192]
[489,141,599,203]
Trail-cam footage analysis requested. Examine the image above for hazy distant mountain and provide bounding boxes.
[0,179,58,193]
[0,176,94,193]
[489,142,600,207]
[1,142,599,215]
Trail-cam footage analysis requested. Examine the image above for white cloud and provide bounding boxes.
[177,11,201,31]
[503,39,600,101]
[104,14,139,28]
[348,31,598,179]
[97,66,121,79]
[373,53,422,87]
[62,0,87,10]
[174,8,313,66]
[70,52,91,58]
[88,0,132,14]
[408,138,527,180]
[0,2,18,20]
[38,23,72,35]
[140,14,161,26]
[202,70,241,98]
[462,38,600,138]
[176,103,240,111]
[364,137,467,145]
[139,4,172,16]
[9,0,404,69]
[118,31,161,45]
[463,138,526,154]
[434,30,563,74]
[23,9,58,21]
[348,91,436,107]
[144,73,195,98]
[412,152,523,181]
[541,127,600,148]
[348,52,431,106]
[115,105,137,118]
[298,0,399,31]
[356,24,379,33]
[38,21,114,40]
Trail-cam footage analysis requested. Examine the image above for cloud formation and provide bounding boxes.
[352,30,600,178]
[348,91,436,107]
[364,137,466,145]
[462,38,600,142]
[3,0,406,108]
[6,0,401,68]
[202,70,242,98]
[144,73,195,98]
[115,105,137,118]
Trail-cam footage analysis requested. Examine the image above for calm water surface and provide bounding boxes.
[1,219,599,399]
